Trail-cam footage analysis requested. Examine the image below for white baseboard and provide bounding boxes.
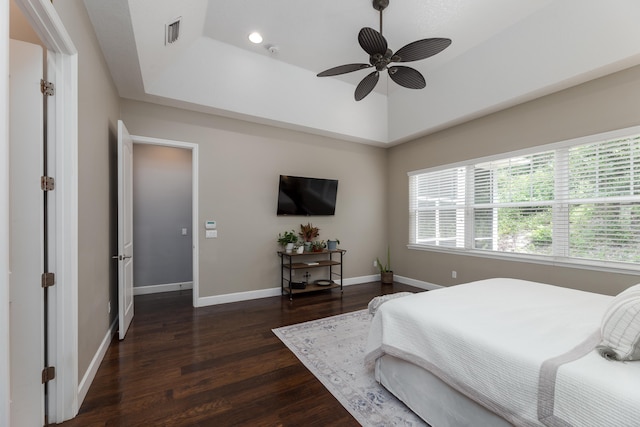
[133,282,193,296]
[197,287,282,307]
[77,317,117,407]
[195,276,442,307]
[196,275,380,307]
[394,275,443,291]
[342,274,379,286]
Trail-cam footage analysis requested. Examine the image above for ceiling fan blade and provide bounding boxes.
[317,63,372,77]
[388,66,426,89]
[394,38,452,62]
[358,27,388,56]
[354,71,380,101]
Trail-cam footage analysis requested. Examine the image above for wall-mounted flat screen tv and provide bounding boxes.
[277,175,338,216]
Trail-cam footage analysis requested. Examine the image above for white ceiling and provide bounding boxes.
[84,0,640,146]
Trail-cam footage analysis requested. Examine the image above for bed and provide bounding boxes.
[364,278,640,427]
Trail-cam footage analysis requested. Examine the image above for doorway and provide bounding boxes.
[130,135,199,307]
[132,144,193,295]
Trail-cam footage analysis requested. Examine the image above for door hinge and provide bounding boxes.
[41,272,55,288]
[41,176,55,191]
[40,79,54,96]
[42,366,56,383]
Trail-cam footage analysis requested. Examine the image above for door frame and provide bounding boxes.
[131,135,200,307]
[1,1,10,424]
[3,0,79,423]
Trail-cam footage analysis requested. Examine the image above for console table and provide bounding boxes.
[278,249,346,300]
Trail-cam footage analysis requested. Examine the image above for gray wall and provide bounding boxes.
[133,144,193,287]
[388,64,640,296]
[121,99,389,298]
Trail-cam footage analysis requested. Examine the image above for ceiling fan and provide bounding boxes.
[317,0,452,101]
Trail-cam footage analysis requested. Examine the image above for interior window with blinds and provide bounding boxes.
[408,131,640,270]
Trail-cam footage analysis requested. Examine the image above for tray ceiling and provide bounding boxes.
[84,0,640,145]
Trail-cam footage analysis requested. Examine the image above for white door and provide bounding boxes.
[9,39,45,426]
[117,120,134,340]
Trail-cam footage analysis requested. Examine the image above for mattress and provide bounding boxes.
[376,354,512,427]
[365,278,640,426]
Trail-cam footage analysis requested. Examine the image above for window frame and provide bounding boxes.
[407,126,640,276]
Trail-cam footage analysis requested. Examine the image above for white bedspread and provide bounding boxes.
[364,278,640,426]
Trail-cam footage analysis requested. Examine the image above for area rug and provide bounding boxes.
[272,309,427,426]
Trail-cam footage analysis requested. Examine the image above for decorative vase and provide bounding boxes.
[296,245,304,254]
[381,271,394,284]
[285,243,294,253]
[327,240,338,251]
[304,242,312,252]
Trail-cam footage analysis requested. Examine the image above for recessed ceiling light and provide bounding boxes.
[248,32,263,44]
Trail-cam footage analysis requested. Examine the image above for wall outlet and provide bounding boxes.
[373,260,378,267]
[452,270,457,279]
[108,300,111,314]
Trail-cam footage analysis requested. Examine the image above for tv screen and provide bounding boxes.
[277,175,338,216]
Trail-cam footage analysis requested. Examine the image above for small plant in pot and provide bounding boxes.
[277,230,298,253]
[311,240,326,252]
[376,246,393,284]
[299,222,320,251]
[327,238,340,251]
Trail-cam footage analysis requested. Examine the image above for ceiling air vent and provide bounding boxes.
[166,17,181,45]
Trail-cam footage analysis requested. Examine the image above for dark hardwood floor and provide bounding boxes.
[59,282,422,426]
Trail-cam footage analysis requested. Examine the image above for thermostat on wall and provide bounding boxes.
[205,220,216,229]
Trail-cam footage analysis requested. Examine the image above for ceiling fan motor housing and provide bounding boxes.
[373,0,389,12]
[371,49,394,71]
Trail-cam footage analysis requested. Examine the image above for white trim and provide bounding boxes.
[133,282,193,296]
[49,49,79,423]
[196,276,379,307]
[77,318,117,408]
[12,0,79,423]
[0,1,10,424]
[131,135,199,309]
[393,275,443,291]
[342,274,379,286]
[197,287,283,307]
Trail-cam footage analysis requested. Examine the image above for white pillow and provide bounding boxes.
[615,283,640,299]
[598,284,640,361]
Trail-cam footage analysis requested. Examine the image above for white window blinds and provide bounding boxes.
[566,136,640,263]
[408,130,640,270]
[409,167,465,248]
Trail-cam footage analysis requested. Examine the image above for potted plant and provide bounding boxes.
[376,246,393,284]
[311,240,326,252]
[327,238,340,251]
[277,230,298,253]
[299,222,320,251]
